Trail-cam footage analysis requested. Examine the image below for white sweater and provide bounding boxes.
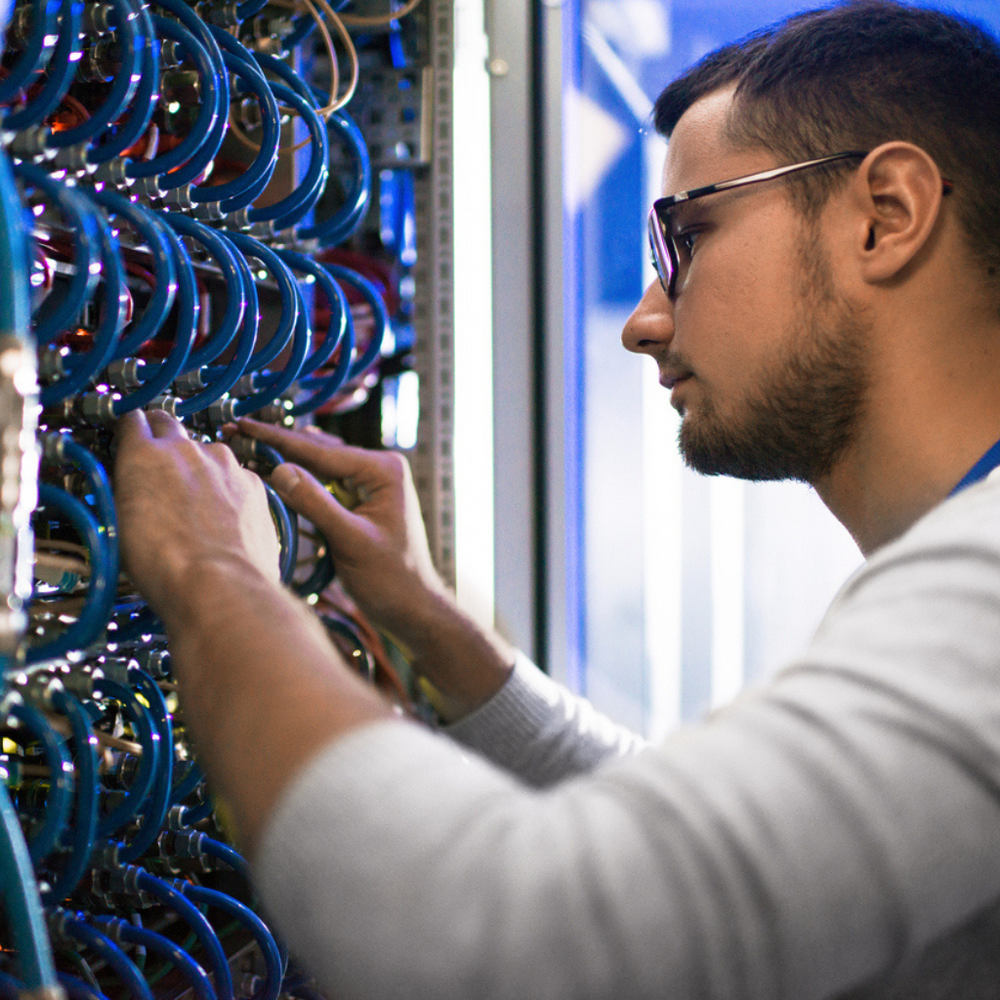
[256,471,1000,999]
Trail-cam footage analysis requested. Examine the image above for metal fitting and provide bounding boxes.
[105,358,146,391]
[84,3,114,35]
[91,157,130,188]
[52,144,91,174]
[192,200,224,222]
[8,126,51,160]
[163,183,194,212]
[136,647,171,679]
[172,368,206,394]
[78,392,118,425]
[144,395,180,418]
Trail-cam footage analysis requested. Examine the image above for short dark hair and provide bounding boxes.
[654,0,1000,287]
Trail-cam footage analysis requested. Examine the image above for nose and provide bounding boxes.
[621,279,674,355]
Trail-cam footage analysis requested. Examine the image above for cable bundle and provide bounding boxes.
[0,0,426,994]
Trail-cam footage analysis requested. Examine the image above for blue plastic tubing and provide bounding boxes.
[48,0,142,148]
[0,0,59,103]
[95,919,218,1000]
[297,109,372,244]
[162,213,247,368]
[323,263,389,380]
[133,869,234,1000]
[195,26,280,209]
[276,249,350,379]
[51,433,120,594]
[2,0,83,130]
[26,484,116,664]
[37,192,128,408]
[87,0,159,162]
[4,699,73,864]
[126,16,222,182]
[0,782,59,990]
[94,678,160,840]
[45,686,99,900]
[116,667,172,863]
[12,160,100,344]
[178,881,284,1000]
[57,912,155,1000]
[249,82,329,229]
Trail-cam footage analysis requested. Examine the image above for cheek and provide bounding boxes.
[677,218,802,384]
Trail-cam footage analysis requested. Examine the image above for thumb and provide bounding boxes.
[269,462,363,552]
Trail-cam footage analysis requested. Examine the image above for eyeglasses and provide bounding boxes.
[648,151,870,299]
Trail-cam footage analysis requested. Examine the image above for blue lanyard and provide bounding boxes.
[950,436,1000,495]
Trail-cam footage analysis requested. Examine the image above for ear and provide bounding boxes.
[851,142,949,284]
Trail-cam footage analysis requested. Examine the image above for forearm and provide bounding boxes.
[156,556,394,856]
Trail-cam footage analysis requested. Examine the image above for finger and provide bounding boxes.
[269,462,366,554]
[145,409,190,441]
[237,418,376,482]
[115,410,153,452]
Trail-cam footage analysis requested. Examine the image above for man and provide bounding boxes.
[113,1,1000,996]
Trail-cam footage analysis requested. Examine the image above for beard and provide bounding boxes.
[678,226,871,484]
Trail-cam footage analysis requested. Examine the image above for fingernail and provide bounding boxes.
[270,464,301,495]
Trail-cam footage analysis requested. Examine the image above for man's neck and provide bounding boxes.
[815,394,1000,557]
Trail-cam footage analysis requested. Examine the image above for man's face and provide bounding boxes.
[623,88,871,484]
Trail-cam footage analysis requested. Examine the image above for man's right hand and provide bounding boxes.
[233,418,448,646]
[232,417,516,718]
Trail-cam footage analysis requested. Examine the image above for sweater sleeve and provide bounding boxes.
[253,478,1000,1000]
[442,651,649,784]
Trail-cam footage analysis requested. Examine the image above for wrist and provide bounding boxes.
[396,592,516,720]
[143,550,279,629]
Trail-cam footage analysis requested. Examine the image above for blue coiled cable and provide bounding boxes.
[195,27,280,210]
[323,263,388,380]
[262,482,298,585]
[27,484,116,664]
[116,668,171,863]
[176,881,283,1000]
[198,833,251,881]
[49,433,119,593]
[132,868,234,1000]
[174,249,258,417]
[94,918,217,1000]
[169,758,203,807]
[48,0,142,148]
[276,249,350,380]
[236,0,271,19]
[13,160,100,346]
[54,911,155,1000]
[125,16,221,182]
[58,972,112,1000]
[5,699,73,865]
[95,679,159,840]
[231,282,309,416]
[145,0,228,188]
[0,784,59,991]
[87,0,159,162]
[2,0,83,130]
[162,214,246,370]
[214,231,298,374]
[297,109,371,245]
[45,686,98,900]
[87,191,178,362]
[0,0,59,102]
[0,147,31,354]
[38,199,127,408]
[249,83,329,229]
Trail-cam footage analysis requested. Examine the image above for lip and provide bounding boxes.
[659,372,692,390]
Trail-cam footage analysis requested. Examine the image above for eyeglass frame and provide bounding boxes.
[648,150,891,299]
